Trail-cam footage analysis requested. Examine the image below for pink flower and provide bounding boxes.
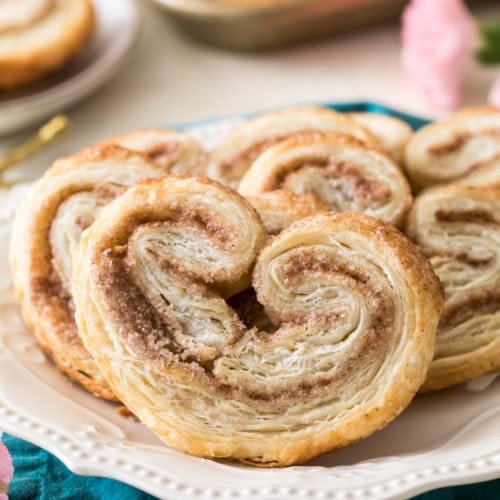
[489,76,500,108]
[401,0,477,109]
[0,442,13,500]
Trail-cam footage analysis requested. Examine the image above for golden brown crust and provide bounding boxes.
[0,0,94,90]
[406,183,500,391]
[238,131,412,228]
[73,175,442,466]
[207,107,380,189]
[404,107,500,191]
[9,144,165,400]
[246,189,328,235]
[99,128,208,176]
[347,112,413,164]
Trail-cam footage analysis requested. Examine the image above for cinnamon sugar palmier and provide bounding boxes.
[348,112,413,164]
[73,176,442,466]
[207,107,380,188]
[0,0,94,89]
[9,145,165,400]
[405,108,500,190]
[246,189,328,235]
[238,132,412,228]
[406,184,500,391]
[101,129,207,176]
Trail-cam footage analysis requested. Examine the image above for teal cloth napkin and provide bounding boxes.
[2,433,499,499]
[1,434,153,499]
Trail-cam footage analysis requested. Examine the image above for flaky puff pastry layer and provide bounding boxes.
[73,176,442,466]
[9,145,165,400]
[405,107,500,191]
[207,107,380,189]
[246,189,328,236]
[0,0,94,89]
[407,184,500,391]
[100,128,208,176]
[347,112,413,165]
[238,132,412,228]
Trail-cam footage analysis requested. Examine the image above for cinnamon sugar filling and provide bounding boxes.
[219,131,323,181]
[145,142,181,168]
[435,208,497,225]
[271,160,391,206]
[93,229,395,404]
[28,186,127,347]
[440,286,500,328]
[427,129,500,156]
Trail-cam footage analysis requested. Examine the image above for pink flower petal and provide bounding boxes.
[401,0,477,109]
[0,442,13,497]
[489,77,500,108]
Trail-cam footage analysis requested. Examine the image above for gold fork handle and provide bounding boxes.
[0,115,69,174]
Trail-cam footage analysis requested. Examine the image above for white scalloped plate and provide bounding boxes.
[0,0,139,135]
[0,117,499,499]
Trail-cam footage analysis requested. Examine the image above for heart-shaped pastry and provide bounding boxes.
[73,175,443,466]
[9,145,165,400]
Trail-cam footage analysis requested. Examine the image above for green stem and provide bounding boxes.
[477,20,500,64]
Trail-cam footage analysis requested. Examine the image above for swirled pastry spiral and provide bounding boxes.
[238,132,412,228]
[405,108,500,190]
[246,189,328,235]
[406,184,500,391]
[347,112,413,164]
[73,175,443,466]
[0,0,94,89]
[207,107,380,188]
[9,145,165,400]
[101,129,207,175]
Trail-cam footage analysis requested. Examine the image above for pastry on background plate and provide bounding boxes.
[0,0,94,90]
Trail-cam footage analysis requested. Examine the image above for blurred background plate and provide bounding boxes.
[0,0,140,136]
[151,0,493,51]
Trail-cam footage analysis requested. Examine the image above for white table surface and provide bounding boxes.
[1,0,500,183]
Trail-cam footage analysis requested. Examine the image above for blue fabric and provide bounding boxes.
[2,434,499,499]
[1,434,155,499]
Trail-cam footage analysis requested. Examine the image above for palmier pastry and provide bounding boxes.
[405,107,500,190]
[73,176,443,466]
[0,0,94,89]
[238,132,412,228]
[9,145,165,400]
[458,157,500,189]
[406,184,500,391]
[246,189,328,235]
[348,112,413,164]
[207,107,380,188]
[101,129,207,176]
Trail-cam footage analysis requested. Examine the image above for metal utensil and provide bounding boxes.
[0,115,69,175]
